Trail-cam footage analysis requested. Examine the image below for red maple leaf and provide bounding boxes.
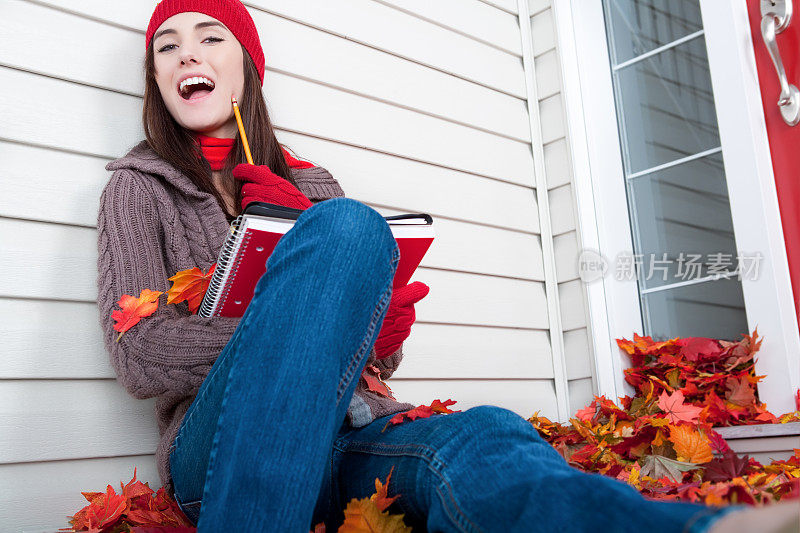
[575,402,597,423]
[679,337,721,362]
[569,443,600,466]
[707,429,733,455]
[361,364,395,400]
[657,390,702,425]
[381,399,459,431]
[120,467,153,498]
[704,452,753,482]
[72,484,127,531]
[723,328,762,369]
[66,469,194,532]
[111,289,163,341]
[725,377,756,407]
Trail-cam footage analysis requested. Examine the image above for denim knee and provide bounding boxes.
[458,405,527,431]
[441,406,556,457]
[301,197,399,268]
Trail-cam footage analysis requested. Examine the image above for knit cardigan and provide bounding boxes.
[96,140,414,496]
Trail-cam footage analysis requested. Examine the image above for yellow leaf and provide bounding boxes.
[628,465,641,489]
[338,498,412,533]
[650,417,671,427]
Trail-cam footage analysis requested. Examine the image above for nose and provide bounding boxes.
[179,46,201,66]
[180,55,199,66]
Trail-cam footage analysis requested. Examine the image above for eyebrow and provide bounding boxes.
[153,21,227,42]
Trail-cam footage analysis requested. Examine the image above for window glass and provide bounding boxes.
[605,0,703,64]
[602,0,747,341]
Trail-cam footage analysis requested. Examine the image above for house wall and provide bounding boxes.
[527,0,597,414]
[0,0,589,530]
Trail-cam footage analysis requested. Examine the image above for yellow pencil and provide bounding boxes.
[231,95,254,165]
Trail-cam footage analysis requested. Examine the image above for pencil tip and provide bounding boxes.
[231,95,237,104]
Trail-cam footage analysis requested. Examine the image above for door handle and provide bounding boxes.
[761,0,800,126]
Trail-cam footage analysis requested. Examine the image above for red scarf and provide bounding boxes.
[195,133,315,170]
[196,134,235,171]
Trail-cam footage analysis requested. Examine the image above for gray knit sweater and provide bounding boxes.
[96,140,414,496]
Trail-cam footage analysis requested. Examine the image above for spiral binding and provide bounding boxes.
[198,215,249,317]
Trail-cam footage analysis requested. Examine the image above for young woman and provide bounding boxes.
[96,1,798,531]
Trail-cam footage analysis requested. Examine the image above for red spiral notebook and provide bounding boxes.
[198,201,435,318]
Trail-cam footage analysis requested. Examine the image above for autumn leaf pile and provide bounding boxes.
[58,468,194,532]
[62,467,412,533]
[619,329,793,426]
[528,329,800,506]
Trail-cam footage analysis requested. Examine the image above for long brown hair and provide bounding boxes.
[142,42,298,219]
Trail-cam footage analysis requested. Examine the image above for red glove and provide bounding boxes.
[373,281,430,360]
[233,163,313,212]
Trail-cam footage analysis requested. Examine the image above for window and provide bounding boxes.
[601,0,747,340]
[562,0,800,411]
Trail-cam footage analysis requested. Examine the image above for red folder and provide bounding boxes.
[198,202,435,318]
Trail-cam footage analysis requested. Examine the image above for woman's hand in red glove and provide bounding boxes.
[232,163,313,212]
[373,281,430,360]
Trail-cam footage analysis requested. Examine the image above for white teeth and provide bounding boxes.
[179,76,215,93]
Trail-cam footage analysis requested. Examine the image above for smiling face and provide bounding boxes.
[152,12,245,138]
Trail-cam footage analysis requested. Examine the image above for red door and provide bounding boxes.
[747,0,800,326]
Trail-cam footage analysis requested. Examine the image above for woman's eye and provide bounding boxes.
[157,37,222,53]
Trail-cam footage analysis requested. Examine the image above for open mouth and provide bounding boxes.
[179,76,216,101]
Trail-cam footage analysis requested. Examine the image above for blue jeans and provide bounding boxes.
[169,197,736,532]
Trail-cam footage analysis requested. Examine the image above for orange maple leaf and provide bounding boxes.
[338,467,411,533]
[373,466,401,512]
[668,424,713,464]
[429,399,459,414]
[111,289,163,342]
[167,263,216,314]
[657,390,702,425]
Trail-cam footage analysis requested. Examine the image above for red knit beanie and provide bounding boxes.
[146,0,265,85]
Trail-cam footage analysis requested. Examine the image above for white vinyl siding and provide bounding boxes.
[527,0,597,412]
[1,0,567,530]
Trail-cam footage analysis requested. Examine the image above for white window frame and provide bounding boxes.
[552,0,800,414]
